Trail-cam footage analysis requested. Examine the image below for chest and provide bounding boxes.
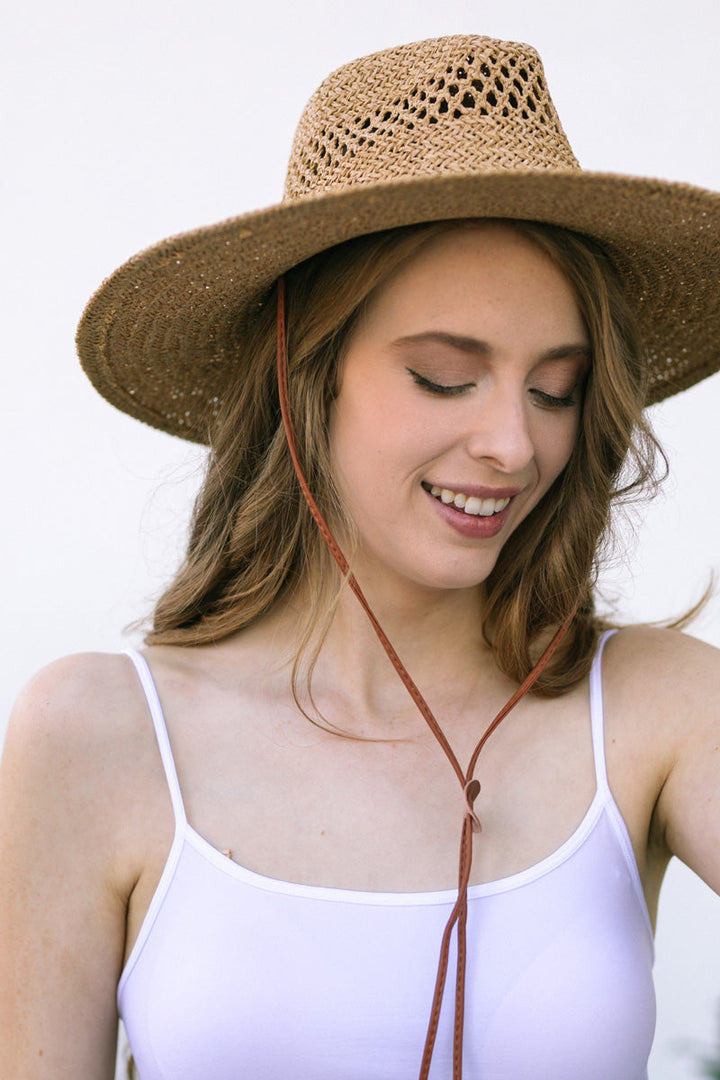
[150,679,612,890]
[124,651,668,968]
[120,802,656,1080]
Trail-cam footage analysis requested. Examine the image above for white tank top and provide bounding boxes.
[119,631,655,1079]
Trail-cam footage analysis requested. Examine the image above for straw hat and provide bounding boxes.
[77,35,720,444]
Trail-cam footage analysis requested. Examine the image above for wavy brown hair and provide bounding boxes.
[146,219,663,694]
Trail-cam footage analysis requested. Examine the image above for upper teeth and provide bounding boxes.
[429,485,511,517]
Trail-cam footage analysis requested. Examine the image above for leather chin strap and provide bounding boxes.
[276,277,577,1079]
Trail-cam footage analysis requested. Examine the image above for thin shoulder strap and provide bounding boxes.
[124,649,188,826]
[589,629,618,795]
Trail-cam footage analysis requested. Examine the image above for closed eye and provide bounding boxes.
[407,368,475,397]
[530,388,579,409]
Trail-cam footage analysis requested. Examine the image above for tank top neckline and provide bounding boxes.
[122,629,647,907]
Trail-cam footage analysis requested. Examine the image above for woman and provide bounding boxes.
[1,34,719,1080]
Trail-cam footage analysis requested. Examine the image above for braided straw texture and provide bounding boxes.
[77,36,720,443]
[284,37,579,200]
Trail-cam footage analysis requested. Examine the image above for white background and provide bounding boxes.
[3,1,720,1076]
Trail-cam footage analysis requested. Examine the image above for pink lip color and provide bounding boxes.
[424,486,514,539]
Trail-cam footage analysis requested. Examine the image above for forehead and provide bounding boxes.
[355,223,588,349]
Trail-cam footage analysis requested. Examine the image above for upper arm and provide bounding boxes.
[0,654,142,1079]
[651,633,720,895]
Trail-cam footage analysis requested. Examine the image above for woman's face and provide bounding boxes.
[329,224,589,599]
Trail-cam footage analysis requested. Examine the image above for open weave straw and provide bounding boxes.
[77,35,720,441]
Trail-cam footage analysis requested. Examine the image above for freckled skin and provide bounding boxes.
[329,224,588,598]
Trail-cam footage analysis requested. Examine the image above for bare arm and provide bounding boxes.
[0,656,143,1079]
[650,631,720,895]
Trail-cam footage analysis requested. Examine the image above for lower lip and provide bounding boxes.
[426,489,513,539]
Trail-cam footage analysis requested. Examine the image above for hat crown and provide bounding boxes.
[284,36,580,202]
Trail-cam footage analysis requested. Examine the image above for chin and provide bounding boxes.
[370,558,497,599]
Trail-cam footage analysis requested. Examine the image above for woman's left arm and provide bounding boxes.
[653,633,720,895]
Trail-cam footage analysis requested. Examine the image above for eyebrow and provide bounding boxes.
[391,331,592,364]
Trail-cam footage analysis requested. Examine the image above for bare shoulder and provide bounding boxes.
[601,624,720,728]
[11,649,144,723]
[6,651,150,778]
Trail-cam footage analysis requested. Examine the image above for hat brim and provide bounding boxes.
[77,169,720,443]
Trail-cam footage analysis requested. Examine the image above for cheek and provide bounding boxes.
[536,414,581,489]
[331,386,417,475]
[558,421,580,468]
[328,395,386,500]
[558,422,581,481]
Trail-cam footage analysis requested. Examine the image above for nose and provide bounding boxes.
[463,384,535,474]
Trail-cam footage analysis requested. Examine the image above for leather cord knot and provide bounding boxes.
[463,778,482,833]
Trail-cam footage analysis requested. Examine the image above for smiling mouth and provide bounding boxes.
[422,482,511,518]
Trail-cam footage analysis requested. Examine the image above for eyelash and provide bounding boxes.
[531,389,578,410]
[407,368,474,397]
[407,368,579,409]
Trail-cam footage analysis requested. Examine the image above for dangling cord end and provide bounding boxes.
[419,608,579,1080]
[418,813,475,1080]
[453,817,474,1080]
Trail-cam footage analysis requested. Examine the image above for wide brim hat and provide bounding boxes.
[77,35,720,444]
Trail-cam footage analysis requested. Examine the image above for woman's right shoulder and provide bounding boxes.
[11,643,146,721]
[4,651,153,796]
[16,650,141,700]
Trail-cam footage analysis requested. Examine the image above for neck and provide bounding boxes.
[282,569,499,735]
